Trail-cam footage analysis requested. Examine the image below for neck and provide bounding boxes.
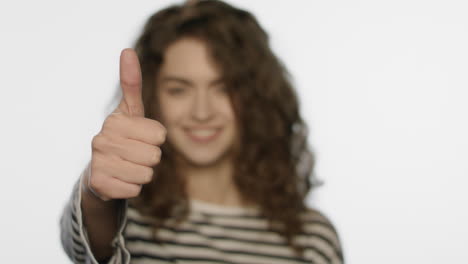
[177,156,245,207]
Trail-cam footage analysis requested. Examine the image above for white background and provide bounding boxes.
[0,0,467,263]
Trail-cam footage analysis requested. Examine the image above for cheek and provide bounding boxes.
[214,95,235,117]
[224,105,237,126]
[158,98,187,128]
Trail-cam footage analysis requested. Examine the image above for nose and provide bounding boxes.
[191,88,214,122]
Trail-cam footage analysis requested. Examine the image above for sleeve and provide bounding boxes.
[60,172,131,264]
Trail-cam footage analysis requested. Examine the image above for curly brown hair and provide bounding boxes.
[129,0,319,256]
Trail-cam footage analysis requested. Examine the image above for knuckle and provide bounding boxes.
[151,148,161,164]
[120,79,136,89]
[89,174,105,193]
[147,120,166,144]
[102,116,114,131]
[91,134,105,150]
[157,124,167,143]
[90,155,99,170]
[129,184,142,197]
[128,104,144,116]
[103,113,125,131]
[92,134,115,152]
[93,134,124,156]
[91,153,106,169]
[142,166,154,183]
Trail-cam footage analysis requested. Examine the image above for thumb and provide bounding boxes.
[116,48,144,117]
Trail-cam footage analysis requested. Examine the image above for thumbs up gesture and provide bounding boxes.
[84,49,167,201]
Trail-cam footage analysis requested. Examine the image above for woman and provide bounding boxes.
[60,1,344,263]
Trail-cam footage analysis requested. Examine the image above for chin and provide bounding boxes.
[179,149,231,168]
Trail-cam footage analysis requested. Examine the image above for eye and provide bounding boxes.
[166,87,186,95]
[214,85,228,94]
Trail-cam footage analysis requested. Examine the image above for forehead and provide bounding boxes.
[158,37,222,83]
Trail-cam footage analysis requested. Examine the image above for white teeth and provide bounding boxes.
[188,129,218,138]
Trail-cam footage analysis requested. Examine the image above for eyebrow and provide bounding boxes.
[159,75,224,87]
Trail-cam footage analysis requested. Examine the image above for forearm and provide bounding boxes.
[81,165,121,261]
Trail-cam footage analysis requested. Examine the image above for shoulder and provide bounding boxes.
[300,207,341,245]
[300,207,345,263]
[301,207,338,230]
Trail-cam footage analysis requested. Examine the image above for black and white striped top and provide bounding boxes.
[60,178,344,264]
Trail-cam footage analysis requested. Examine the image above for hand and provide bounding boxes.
[84,48,166,201]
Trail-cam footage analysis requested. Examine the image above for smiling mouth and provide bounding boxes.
[185,128,221,143]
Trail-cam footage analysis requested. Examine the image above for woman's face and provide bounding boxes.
[156,37,238,168]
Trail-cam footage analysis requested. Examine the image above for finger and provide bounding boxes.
[102,155,154,185]
[111,138,162,167]
[94,176,142,200]
[102,114,167,145]
[107,179,142,200]
[117,48,144,117]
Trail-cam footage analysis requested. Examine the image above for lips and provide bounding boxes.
[185,128,221,143]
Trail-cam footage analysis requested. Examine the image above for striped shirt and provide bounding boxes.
[60,178,344,264]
